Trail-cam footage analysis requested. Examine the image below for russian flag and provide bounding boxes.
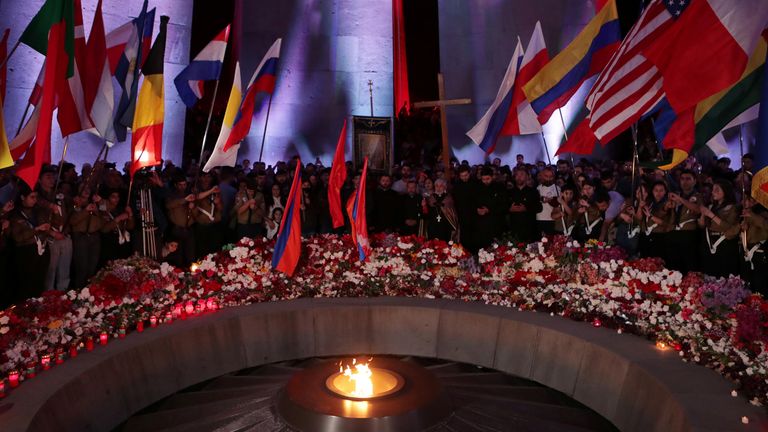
[466,39,524,153]
[502,21,549,136]
[272,161,303,276]
[346,157,371,261]
[174,24,230,108]
[223,38,281,152]
[523,0,620,124]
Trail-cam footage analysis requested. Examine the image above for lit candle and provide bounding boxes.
[56,348,65,365]
[69,344,78,358]
[592,318,602,328]
[8,371,19,388]
[185,301,195,315]
[137,321,144,333]
[118,326,126,339]
[150,315,158,327]
[197,299,206,312]
[41,354,51,370]
[0,379,5,398]
[99,331,108,345]
[206,298,217,311]
[165,312,173,324]
[172,304,182,318]
[85,337,94,352]
[655,340,668,351]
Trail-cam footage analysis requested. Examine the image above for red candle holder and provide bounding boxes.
[8,371,19,388]
[592,318,602,328]
[137,321,144,333]
[25,362,36,379]
[70,344,78,358]
[0,379,5,398]
[172,304,182,318]
[85,337,95,352]
[150,315,158,327]
[206,298,218,311]
[185,301,195,315]
[56,348,65,364]
[41,354,52,370]
[99,331,108,345]
[180,310,188,320]
[165,311,173,324]
[196,299,206,313]
[118,326,126,339]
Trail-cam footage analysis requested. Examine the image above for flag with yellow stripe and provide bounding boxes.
[0,97,14,169]
[130,15,168,177]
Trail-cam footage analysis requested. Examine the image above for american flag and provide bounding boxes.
[584,0,690,144]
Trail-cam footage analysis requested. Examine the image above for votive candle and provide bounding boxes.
[8,371,19,388]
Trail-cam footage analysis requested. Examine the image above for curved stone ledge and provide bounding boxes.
[0,297,765,431]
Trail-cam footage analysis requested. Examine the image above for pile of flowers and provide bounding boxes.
[0,234,766,409]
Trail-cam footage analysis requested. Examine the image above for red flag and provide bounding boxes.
[272,161,303,276]
[56,0,92,137]
[556,119,597,156]
[642,0,768,114]
[328,119,347,228]
[0,28,9,105]
[346,157,371,261]
[16,23,64,189]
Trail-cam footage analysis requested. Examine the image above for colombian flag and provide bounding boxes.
[346,157,371,261]
[523,0,620,124]
[272,161,303,276]
[130,16,168,177]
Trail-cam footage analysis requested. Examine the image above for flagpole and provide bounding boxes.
[0,40,19,71]
[258,93,275,163]
[557,108,575,167]
[197,78,222,170]
[53,136,71,193]
[81,140,109,193]
[15,101,32,135]
[739,124,748,252]
[630,123,640,234]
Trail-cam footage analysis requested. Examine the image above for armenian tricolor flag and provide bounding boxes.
[272,161,303,276]
[130,15,168,177]
[346,157,371,261]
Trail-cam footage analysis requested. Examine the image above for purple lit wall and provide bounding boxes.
[0,0,192,169]
[437,0,596,165]
[235,0,393,166]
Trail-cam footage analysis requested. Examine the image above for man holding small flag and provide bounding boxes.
[272,160,303,276]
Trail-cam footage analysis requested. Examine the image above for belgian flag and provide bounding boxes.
[131,15,169,177]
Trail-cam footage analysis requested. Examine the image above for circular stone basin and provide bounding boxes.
[326,367,405,400]
[278,356,451,431]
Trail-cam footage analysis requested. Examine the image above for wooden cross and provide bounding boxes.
[413,73,472,176]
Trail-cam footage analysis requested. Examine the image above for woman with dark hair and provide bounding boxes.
[698,179,740,278]
[637,181,673,260]
[10,184,51,300]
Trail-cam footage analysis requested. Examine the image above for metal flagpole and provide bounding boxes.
[257,93,275,163]
[53,136,71,193]
[557,108,575,167]
[739,124,748,252]
[196,79,222,171]
[368,80,374,117]
[0,40,20,71]
[629,123,640,234]
[15,101,32,136]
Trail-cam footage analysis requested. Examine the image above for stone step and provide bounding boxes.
[121,396,272,432]
[240,364,301,377]
[203,375,291,390]
[158,386,279,410]
[448,384,562,405]
[462,401,615,431]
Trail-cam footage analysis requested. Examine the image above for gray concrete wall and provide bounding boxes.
[0,298,764,432]
[236,0,393,166]
[0,0,192,169]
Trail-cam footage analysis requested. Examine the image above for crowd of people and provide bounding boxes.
[0,151,765,308]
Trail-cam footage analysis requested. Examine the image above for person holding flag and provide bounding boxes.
[346,157,371,262]
[272,160,303,276]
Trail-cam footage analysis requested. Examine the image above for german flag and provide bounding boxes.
[130,15,169,177]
